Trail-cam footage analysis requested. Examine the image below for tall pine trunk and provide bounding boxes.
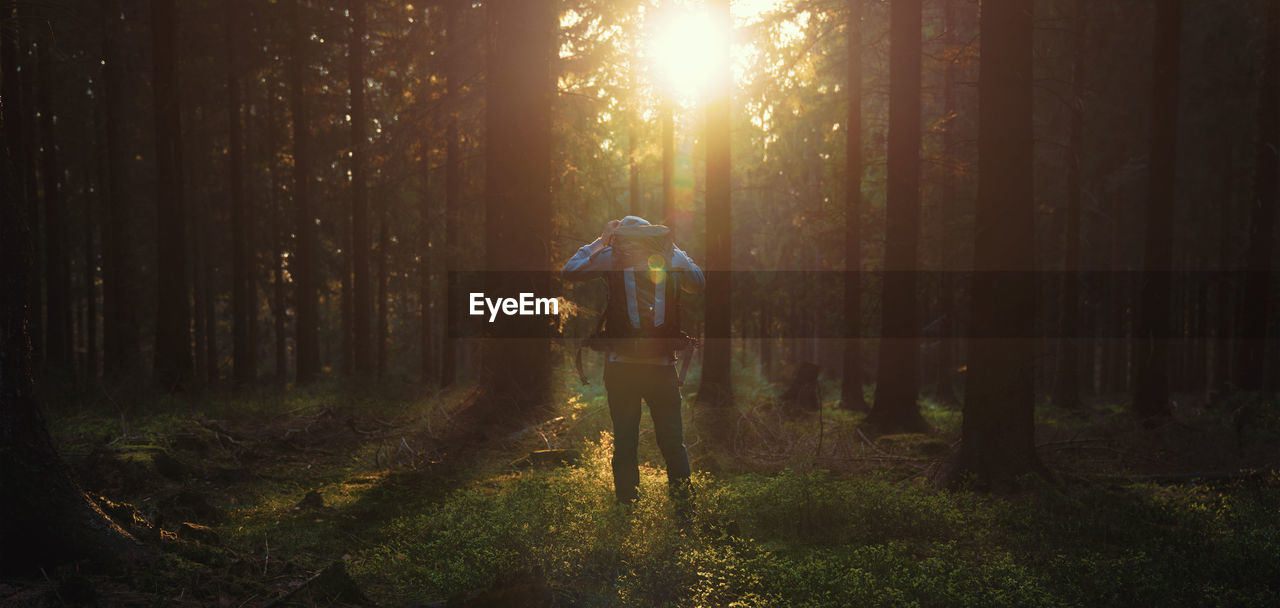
[440,0,461,388]
[662,100,675,224]
[475,0,555,425]
[100,0,141,384]
[351,0,372,375]
[151,0,194,390]
[934,0,960,407]
[1054,0,1086,410]
[1,32,146,568]
[1236,0,1278,391]
[376,211,389,375]
[37,38,72,375]
[228,0,254,384]
[1211,152,1234,399]
[629,123,641,217]
[945,0,1046,488]
[266,84,289,381]
[840,0,868,412]
[698,0,735,419]
[868,0,927,433]
[1133,1,1181,419]
[288,0,320,383]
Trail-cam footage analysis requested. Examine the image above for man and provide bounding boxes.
[562,216,704,518]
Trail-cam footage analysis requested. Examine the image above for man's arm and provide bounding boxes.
[562,220,621,282]
[561,238,612,281]
[671,246,705,293]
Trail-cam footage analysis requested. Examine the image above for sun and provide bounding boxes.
[646,0,789,105]
[648,7,728,104]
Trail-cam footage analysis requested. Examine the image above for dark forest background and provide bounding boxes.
[1,0,1279,605]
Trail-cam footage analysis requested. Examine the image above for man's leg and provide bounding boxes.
[644,364,694,524]
[604,362,643,503]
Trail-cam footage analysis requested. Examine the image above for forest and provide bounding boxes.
[1,0,1278,605]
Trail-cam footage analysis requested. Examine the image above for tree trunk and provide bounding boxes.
[37,38,73,375]
[376,211,389,376]
[841,0,868,412]
[1102,202,1125,394]
[350,0,372,376]
[266,82,289,381]
[84,167,98,382]
[99,0,141,384]
[662,99,675,225]
[1133,0,1181,419]
[441,0,461,388]
[190,141,208,385]
[867,0,927,433]
[781,362,821,413]
[1,57,147,571]
[202,182,218,383]
[934,0,960,407]
[474,0,556,426]
[228,0,254,384]
[629,122,641,217]
[152,0,194,391]
[1054,0,1086,411]
[1236,0,1278,391]
[1211,153,1233,400]
[288,0,320,383]
[698,0,735,418]
[944,0,1047,488]
[20,26,44,367]
[420,157,434,383]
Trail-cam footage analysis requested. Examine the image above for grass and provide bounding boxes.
[37,364,1280,607]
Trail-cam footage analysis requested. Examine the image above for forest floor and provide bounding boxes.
[11,361,1280,607]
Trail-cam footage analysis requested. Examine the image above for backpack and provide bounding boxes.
[583,224,694,360]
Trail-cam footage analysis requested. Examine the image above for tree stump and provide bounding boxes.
[780,362,821,412]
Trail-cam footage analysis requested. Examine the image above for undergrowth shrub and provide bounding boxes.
[355,439,1280,607]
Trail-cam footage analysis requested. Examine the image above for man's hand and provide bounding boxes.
[599,219,621,249]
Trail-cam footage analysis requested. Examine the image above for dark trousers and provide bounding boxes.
[604,361,692,503]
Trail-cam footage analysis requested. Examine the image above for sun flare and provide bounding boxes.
[648,7,727,103]
[647,0,789,104]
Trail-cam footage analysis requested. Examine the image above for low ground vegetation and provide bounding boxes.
[14,365,1280,606]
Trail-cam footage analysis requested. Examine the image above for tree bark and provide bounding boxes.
[441,0,461,388]
[1,48,147,570]
[420,156,434,383]
[867,0,927,433]
[288,0,320,383]
[152,0,194,391]
[84,162,98,381]
[350,0,372,375]
[19,25,43,367]
[37,37,73,375]
[100,0,141,384]
[698,0,735,417]
[376,210,389,376]
[1133,0,1181,419]
[474,0,556,426]
[934,0,960,407]
[840,0,868,412]
[1236,0,1278,391]
[944,0,1047,488]
[629,122,641,217]
[662,99,675,225]
[266,82,289,381]
[228,0,255,385]
[1054,0,1086,411]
